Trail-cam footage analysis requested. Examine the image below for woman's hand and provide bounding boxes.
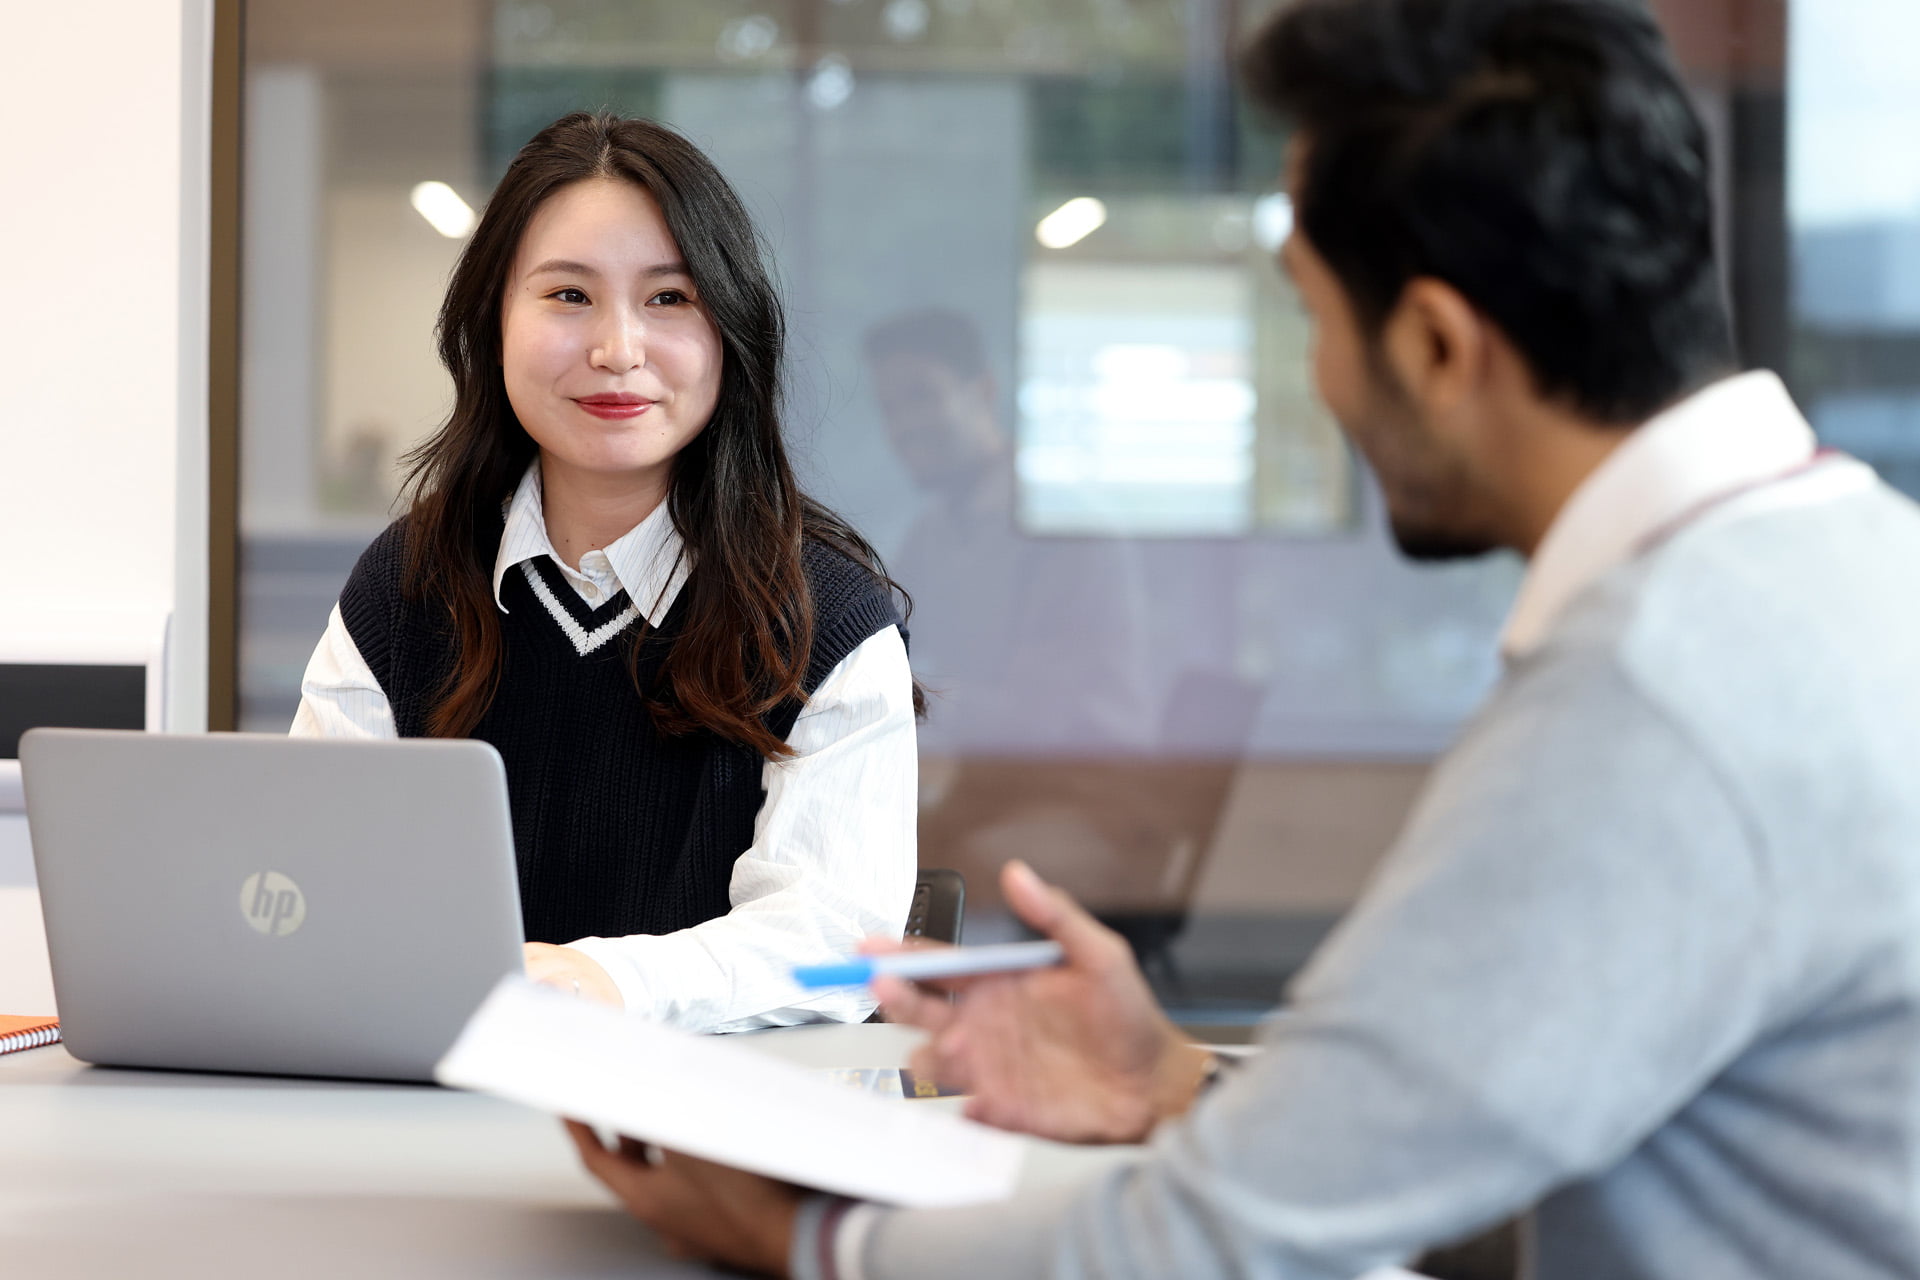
[565,1121,800,1277]
[872,860,1209,1145]
[524,943,623,1007]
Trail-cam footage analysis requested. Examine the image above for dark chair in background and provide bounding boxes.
[907,868,965,945]
[867,868,965,1025]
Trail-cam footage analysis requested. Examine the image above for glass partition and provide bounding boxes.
[239,0,1815,1025]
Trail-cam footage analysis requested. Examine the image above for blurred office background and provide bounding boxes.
[230,0,1910,1022]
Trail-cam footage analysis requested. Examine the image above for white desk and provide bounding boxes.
[0,887,1132,1277]
[0,1023,987,1278]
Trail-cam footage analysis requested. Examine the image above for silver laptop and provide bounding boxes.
[20,729,525,1083]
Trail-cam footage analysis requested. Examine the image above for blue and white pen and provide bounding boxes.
[792,940,1066,989]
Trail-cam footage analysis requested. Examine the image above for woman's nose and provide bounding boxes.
[590,311,645,374]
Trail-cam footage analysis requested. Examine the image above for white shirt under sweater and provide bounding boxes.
[291,462,917,1032]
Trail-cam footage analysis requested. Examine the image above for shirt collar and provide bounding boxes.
[490,459,690,626]
[1499,371,1816,660]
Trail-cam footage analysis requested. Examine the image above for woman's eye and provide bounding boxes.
[550,287,589,305]
[651,289,690,307]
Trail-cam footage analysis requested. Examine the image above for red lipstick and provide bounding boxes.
[575,392,654,420]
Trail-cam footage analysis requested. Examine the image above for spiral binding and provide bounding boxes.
[0,1023,61,1055]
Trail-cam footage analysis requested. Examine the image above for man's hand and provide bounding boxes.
[565,1120,800,1276]
[525,943,623,1007]
[873,860,1210,1144]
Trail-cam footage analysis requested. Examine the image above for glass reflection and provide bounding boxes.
[250,0,1835,1022]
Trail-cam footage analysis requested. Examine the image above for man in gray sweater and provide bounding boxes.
[566,1,1920,1276]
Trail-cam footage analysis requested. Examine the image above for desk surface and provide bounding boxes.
[0,887,1128,1278]
[1,1023,976,1278]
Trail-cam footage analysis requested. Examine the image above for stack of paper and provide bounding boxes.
[436,977,1026,1208]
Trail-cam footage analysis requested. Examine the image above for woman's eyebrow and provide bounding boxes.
[526,258,600,279]
[524,258,691,280]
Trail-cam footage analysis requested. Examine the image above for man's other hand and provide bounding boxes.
[565,1120,800,1276]
[872,859,1210,1144]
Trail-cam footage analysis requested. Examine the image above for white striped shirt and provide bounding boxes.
[291,462,916,1031]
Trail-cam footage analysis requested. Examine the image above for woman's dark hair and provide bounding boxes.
[1241,0,1737,422]
[401,110,917,755]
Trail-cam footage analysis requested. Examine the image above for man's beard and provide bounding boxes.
[1386,517,1501,563]
[1344,353,1507,563]
[1358,419,1504,562]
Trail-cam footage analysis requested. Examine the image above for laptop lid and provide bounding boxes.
[21,729,525,1083]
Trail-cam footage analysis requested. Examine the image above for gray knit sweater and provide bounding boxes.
[819,478,1920,1280]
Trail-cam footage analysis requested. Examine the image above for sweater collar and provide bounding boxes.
[491,459,690,626]
[1499,372,1821,661]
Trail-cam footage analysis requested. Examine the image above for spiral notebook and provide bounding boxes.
[0,1015,61,1056]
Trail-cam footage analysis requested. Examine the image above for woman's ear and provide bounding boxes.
[1380,278,1487,437]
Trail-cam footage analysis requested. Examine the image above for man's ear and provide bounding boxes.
[1380,278,1487,433]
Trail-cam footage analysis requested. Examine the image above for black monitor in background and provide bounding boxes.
[0,664,148,760]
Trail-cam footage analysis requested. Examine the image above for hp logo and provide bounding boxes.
[239,871,307,937]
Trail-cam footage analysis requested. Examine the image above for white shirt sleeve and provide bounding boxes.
[289,603,396,739]
[567,624,919,1031]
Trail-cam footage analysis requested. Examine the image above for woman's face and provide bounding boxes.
[500,177,723,502]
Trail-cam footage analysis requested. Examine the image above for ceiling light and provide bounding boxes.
[410,181,476,239]
[1035,197,1108,250]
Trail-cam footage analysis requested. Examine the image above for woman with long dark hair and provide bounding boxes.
[291,112,919,1031]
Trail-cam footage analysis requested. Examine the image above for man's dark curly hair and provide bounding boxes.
[1242,0,1736,423]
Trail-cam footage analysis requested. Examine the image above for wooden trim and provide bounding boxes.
[206,0,243,731]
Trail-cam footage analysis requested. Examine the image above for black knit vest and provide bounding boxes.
[336,518,900,945]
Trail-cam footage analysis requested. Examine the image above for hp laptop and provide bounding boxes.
[20,729,525,1083]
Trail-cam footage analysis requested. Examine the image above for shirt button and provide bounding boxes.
[581,583,601,602]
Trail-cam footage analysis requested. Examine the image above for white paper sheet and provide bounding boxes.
[435,976,1026,1208]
